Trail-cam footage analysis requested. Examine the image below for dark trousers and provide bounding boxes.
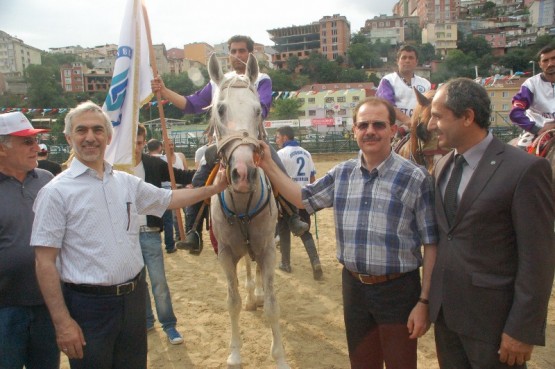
[434,310,526,369]
[342,267,420,369]
[0,304,59,369]
[62,271,147,369]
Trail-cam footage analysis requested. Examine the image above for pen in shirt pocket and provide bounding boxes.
[126,202,131,231]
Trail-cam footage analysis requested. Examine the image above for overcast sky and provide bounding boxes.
[0,0,398,51]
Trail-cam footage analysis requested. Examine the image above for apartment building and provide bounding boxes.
[0,30,42,78]
[183,42,214,66]
[361,15,420,45]
[60,62,111,93]
[422,21,458,56]
[268,14,350,70]
[483,77,526,126]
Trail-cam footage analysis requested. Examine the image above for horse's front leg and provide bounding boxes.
[258,247,290,369]
[243,257,257,311]
[219,249,243,367]
[255,262,264,308]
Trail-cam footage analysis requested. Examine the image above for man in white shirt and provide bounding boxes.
[31,101,226,368]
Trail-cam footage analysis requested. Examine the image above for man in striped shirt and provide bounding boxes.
[259,97,438,369]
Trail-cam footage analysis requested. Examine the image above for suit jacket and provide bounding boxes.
[141,153,195,230]
[429,136,554,346]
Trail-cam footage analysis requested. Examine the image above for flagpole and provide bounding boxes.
[142,1,186,243]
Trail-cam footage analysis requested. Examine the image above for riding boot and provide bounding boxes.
[183,201,204,254]
[280,196,309,236]
[301,233,323,280]
[179,157,216,254]
[277,217,292,273]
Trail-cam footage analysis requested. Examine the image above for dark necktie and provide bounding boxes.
[444,154,466,226]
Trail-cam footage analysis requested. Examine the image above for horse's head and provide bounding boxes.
[208,53,263,193]
[412,88,436,143]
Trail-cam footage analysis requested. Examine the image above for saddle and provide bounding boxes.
[527,129,555,158]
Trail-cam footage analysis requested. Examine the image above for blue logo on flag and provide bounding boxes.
[104,46,133,127]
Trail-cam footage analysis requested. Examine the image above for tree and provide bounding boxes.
[338,68,368,83]
[457,34,492,59]
[267,69,298,91]
[25,65,66,107]
[149,72,198,119]
[499,48,535,73]
[286,55,300,74]
[417,43,436,65]
[269,98,303,120]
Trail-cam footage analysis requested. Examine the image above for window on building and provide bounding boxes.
[352,96,360,102]
[65,85,72,91]
[489,92,495,97]
[325,97,335,103]
[337,96,346,103]
[502,104,509,110]
[326,109,335,117]
[298,111,306,116]
[491,104,495,111]
[308,110,316,116]
[308,98,315,104]
[502,91,509,98]
[338,109,347,115]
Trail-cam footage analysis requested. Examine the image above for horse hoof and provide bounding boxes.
[245,302,256,311]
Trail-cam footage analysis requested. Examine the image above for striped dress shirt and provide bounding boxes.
[31,159,171,285]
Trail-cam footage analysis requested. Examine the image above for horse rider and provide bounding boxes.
[151,35,308,254]
[510,44,555,150]
[376,44,431,137]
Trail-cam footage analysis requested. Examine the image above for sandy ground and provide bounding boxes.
[61,153,555,369]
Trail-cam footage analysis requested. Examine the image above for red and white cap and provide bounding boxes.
[0,112,49,136]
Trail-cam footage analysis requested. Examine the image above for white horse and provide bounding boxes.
[208,53,289,369]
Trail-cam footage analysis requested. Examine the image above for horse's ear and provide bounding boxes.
[413,86,431,107]
[246,53,259,84]
[208,53,224,85]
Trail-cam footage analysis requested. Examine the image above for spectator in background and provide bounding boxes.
[274,126,323,280]
[37,143,62,176]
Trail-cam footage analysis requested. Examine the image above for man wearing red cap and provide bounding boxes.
[0,112,59,369]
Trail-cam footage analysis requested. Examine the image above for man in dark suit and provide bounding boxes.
[427,77,555,368]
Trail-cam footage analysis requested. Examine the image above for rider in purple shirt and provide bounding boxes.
[151,35,308,254]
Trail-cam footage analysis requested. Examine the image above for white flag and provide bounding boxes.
[103,0,153,171]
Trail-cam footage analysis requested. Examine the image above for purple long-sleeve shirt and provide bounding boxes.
[183,72,272,119]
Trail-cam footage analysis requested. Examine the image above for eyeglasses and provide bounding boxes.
[354,121,389,131]
[22,137,39,146]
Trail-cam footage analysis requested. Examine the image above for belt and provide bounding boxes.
[349,270,407,285]
[139,226,161,233]
[64,271,142,296]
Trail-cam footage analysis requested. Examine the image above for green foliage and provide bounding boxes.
[25,64,66,107]
[269,98,303,120]
[432,49,477,83]
[267,69,299,91]
[457,34,492,59]
[286,55,300,73]
[339,68,368,82]
[416,43,436,65]
[499,48,535,73]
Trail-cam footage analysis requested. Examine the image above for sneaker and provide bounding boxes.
[288,214,309,237]
[279,262,292,273]
[165,327,184,345]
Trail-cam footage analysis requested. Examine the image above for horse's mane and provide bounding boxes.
[411,89,436,128]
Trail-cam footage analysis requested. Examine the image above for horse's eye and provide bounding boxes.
[254,106,261,117]
[218,104,226,117]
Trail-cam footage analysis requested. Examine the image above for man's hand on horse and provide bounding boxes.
[212,165,229,192]
[257,141,275,171]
